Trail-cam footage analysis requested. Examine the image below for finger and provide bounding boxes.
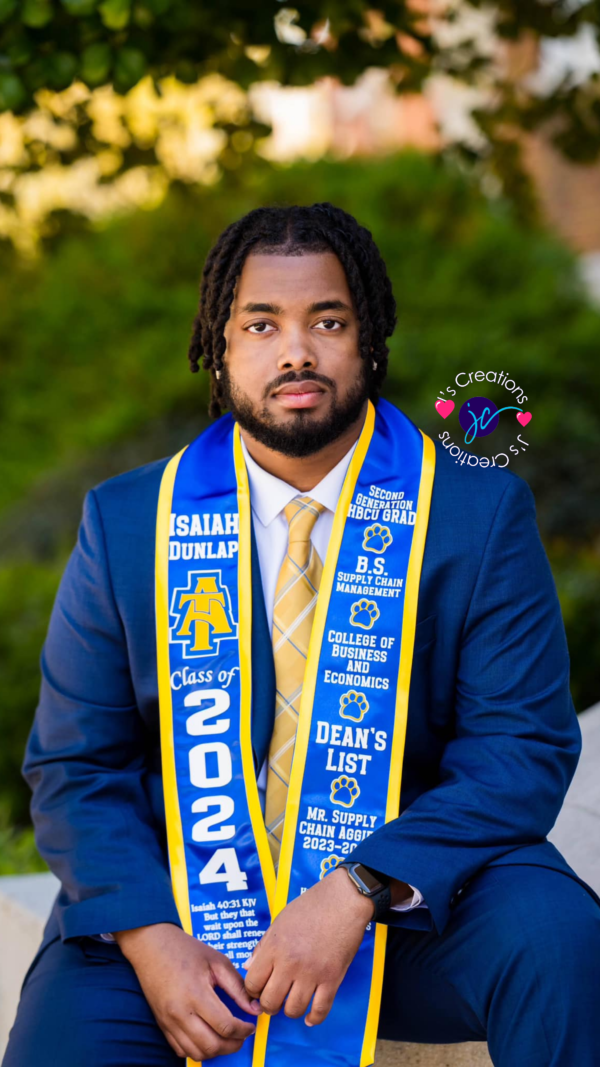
[284,980,317,1020]
[258,967,294,1016]
[201,985,257,1041]
[242,941,259,971]
[212,955,263,1016]
[163,1028,187,1058]
[172,1016,245,1061]
[305,983,336,1027]
[244,953,274,1001]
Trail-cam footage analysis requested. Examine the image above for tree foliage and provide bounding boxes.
[1,0,435,110]
[2,1,600,162]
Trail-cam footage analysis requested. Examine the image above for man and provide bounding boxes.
[4,202,600,1067]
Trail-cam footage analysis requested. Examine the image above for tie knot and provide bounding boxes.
[284,496,325,543]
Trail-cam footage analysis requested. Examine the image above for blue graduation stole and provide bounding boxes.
[155,398,435,1066]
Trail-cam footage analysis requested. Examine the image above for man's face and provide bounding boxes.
[221,251,369,457]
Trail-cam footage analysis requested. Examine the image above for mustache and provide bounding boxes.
[263,370,336,401]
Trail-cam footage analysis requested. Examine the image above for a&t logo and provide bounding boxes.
[169,570,237,658]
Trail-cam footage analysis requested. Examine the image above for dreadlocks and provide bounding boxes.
[187,202,397,419]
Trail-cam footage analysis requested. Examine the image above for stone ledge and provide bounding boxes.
[376,1041,491,1065]
[0,872,60,1056]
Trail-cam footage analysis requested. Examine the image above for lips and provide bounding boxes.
[274,381,324,396]
[273,380,326,409]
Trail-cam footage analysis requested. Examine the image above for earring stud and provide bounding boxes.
[372,360,377,371]
[215,370,221,380]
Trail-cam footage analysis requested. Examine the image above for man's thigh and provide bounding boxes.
[378,863,600,1047]
[3,935,181,1067]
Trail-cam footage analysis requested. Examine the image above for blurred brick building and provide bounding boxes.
[250,21,600,287]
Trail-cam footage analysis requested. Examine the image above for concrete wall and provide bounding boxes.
[0,872,59,1054]
[2,701,599,1065]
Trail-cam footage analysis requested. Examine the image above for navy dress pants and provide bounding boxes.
[4,864,600,1067]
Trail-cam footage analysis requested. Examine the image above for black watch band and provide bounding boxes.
[336,860,392,922]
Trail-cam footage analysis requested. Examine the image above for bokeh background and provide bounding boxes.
[1,1,600,871]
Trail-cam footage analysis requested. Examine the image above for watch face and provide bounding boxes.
[355,865,382,893]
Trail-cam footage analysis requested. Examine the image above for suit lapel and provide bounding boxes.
[250,520,275,771]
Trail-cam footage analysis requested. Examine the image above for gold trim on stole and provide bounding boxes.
[233,425,278,1067]
[155,446,202,1067]
[156,446,191,934]
[359,428,436,1067]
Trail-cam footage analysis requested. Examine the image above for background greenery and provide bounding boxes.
[1,151,599,870]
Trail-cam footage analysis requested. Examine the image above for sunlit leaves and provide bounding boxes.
[0,0,599,200]
[0,0,463,111]
[21,0,53,27]
[0,73,254,253]
[98,0,131,30]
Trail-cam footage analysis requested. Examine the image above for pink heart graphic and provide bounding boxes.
[516,411,532,427]
[435,399,455,419]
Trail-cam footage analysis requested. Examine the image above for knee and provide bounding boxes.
[492,871,600,982]
[535,885,600,975]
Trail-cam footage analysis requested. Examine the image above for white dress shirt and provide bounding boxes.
[241,436,426,914]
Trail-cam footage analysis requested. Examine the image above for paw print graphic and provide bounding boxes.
[362,524,393,554]
[320,854,342,880]
[339,690,370,723]
[350,598,380,630]
[330,775,361,808]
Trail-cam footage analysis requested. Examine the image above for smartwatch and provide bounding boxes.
[336,860,391,921]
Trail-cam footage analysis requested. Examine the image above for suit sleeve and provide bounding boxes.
[349,475,582,935]
[23,489,181,941]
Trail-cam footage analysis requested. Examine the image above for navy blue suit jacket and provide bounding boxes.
[24,424,599,950]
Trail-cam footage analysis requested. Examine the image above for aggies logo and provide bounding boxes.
[169,570,237,659]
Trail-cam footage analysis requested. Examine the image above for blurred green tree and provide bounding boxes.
[0,152,598,856]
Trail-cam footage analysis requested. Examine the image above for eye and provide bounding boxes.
[246,321,276,334]
[315,319,344,331]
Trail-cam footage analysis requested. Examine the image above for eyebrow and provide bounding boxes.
[237,299,352,315]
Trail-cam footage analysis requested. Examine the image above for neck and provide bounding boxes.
[240,402,368,492]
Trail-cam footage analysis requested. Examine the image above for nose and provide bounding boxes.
[276,328,317,374]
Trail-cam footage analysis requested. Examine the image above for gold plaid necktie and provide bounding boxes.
[265,495,325,866]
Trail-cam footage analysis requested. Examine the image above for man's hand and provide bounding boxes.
[243,867,373,1027]
[115,923,261,1061]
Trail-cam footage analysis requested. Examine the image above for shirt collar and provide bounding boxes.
[240,434,358,528]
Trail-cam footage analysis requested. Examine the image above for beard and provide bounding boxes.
[219,365,369,458]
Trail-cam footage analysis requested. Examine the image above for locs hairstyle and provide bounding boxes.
[186,202,397,419]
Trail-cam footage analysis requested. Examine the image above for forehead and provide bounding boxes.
[233,252,352,309]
